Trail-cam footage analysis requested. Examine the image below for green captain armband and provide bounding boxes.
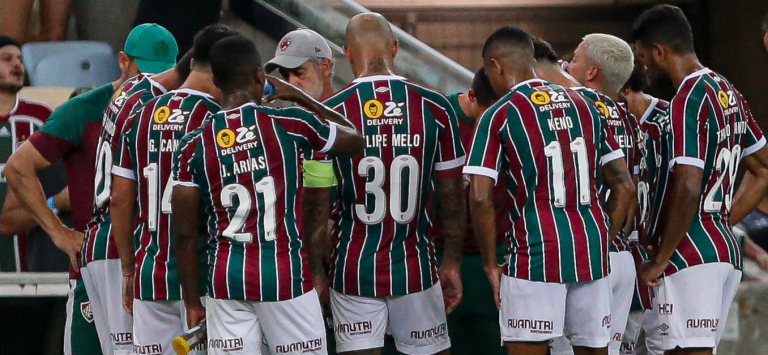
[303,160,338,188]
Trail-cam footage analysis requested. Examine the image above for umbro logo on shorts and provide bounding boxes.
[274,338,322,353]
[659,322,670,336]
[80,301,94,323]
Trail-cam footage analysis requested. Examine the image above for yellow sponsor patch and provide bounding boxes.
[364,100,384,119]
[530,91,551,105]
[595,101,609,118]
[153,106,171,124]
[717,90,729,109]
[216,129,236,148]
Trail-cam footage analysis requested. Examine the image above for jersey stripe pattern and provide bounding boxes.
[173,103,336,302]
[572,87,640,253]
[113,89,219,301]
[650,68,765,276]
[323,75,465,297]
[635,97,669,246]
[83,74,167,265]
[464,79,623,283]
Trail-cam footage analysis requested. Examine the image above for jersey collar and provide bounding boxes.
[7,95,19,115]
[352,74,407,83]
[678,67,712,92]
[511,78,546,91]
[639,96,660,124]
[171,88,214,99]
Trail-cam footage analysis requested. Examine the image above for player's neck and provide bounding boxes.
[666,53,704,90]
[537,64,580,88]
[321,77,334,101]
[624,91,653,119]
[457,93,475,122]
[506,68,536,89]
[0,91,17,116]
[355,55,395,78]
[589,83,619,101]
[220,91,255,111]
[180,71,220,101]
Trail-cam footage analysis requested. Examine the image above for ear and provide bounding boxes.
[343,46,351,61]
[117,51,131,71]
[490,57,503,76]
[321,58,333,77]
[652,43,666,64]
[391,39,399,59]
[587,65,599,82]
[467,89,477,104]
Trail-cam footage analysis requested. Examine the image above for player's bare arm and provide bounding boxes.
[437,175,466,314]
[468,175,501,309]
[743,235,768,271]
[111,175,139,315]
[639,164,703,286]
[0,186,40,236]
[172,184,205,328]
[731,146,768,224]
[623,175,640,233]
[303,187,332,307]
[600,157,636,239]
[5,141,83,270]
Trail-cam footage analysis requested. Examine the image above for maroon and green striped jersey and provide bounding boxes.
[649,68,765,276]
[112,89,219,301]
[629,241,652,312]
[464,79,624,283]
[572,87,640,253]
[82,74,167,265]
[635,97,669,246]
[172,103,337,302]
[323,75,465,297]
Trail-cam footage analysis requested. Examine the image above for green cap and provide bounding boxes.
[124,23,178,74]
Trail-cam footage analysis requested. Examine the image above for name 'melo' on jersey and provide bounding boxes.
[572,87,640,253]
[112,88,219,301]
[464,79,624,283]
[83,74,167,266]
[635,97,668,245]
[172,103,338,302]
[650,68,765,276]
[323,75,465,297]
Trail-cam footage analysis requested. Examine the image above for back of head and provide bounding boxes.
[210,36,262,94]
[631,4,695,53]
[192,24,240,66]
[582,33,634,94]
[623,59,651,93]
[345,13,396,52]
[471,68,498,108]
[482,26,535,66]
[533,38,558,64]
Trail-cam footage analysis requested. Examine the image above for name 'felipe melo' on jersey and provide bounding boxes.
[464,79,624,284]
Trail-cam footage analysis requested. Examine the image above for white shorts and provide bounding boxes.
[654,262,741,350]
[206,290,327,355]
[621,310,662,355]
[330,282,450,355]
[81,258,134,355]
[551,251,636,355]
[501,275,610,348]
[133,299,206,355]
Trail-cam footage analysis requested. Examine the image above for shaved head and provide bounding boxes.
[482,26,537,96]
[344,12,399,77]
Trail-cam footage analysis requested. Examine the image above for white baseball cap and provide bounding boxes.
[265,29,333,73]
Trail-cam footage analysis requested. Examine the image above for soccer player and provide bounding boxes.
[632,5,768,354]
[6,24,189,355]
[110,24,239,355]
[319,13,466,355]
[433,69,506,355]
[617,61,666,355]
[82,23,179,355]
[265,28,336,101]
[549,33,638,355]
[172,35,364,355]
[466,26,636,355]
[532,38,581,88]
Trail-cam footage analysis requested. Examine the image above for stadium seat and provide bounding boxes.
[21,41,114,78]
[31,51,120,87]
[18,87,76,109]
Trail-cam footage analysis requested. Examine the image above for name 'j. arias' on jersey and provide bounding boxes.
[464,79,624,283]
[173,103,337,302]
[112,89,219,301]
[649,68,765,276]
[322,75,465,297]
[82,74,167,266]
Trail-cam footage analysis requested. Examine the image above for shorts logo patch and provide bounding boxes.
[335,321,372,336]
[659,322,670,336]
[111,332,133,346]
[658,303,673,315]
[80,301,94,323]
[411,323,447,339]
[275,338,322,353]
[507,319,554,334]
[602,315,611,328]
[134,344,162,355]
[686,318,718,331]
[208,338,244,352]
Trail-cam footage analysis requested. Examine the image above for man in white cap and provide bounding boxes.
[265,28,335,100]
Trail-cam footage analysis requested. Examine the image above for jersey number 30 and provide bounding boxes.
[356,155,419,225]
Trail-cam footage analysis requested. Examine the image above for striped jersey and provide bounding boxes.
[82,74,167,265]
[464,79,624,283]
[172,103,337,302]
[112,89,219,300]
[649,68,765,276]
[323,75,465,297]
[629,241,653,312]
[573,87,640,253]
[635,97,669,246]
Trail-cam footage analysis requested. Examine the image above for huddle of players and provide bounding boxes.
[11,3,768,355]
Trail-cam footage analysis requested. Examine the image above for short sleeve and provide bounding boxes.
[28,99,88,163]
[600,123,625,166]
[463,104,507,183]
[111,115,137,180]
[668,86,705,169]
[172,130,204,188]
[272,107,336,153]
[430,98,465,178]
[736,90,766,156]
